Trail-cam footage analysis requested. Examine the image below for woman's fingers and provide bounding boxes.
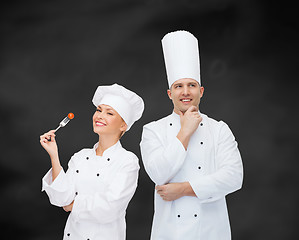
[40,130,56,143]
[42,131,56,139]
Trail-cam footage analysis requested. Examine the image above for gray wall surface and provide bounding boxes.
[1,0,298,239]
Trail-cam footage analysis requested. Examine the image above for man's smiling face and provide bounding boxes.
[167,78,204,114]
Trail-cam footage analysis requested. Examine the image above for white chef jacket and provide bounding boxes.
[42,141,139,240]
[140,112,243,240]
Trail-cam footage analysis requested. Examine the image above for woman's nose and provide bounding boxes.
[95,111,103,119]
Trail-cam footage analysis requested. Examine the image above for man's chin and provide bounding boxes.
[174,107,188,114]
[177,104,198,113]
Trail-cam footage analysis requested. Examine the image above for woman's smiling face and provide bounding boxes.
[93,104,127,136]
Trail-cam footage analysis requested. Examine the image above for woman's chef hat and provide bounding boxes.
[92,83,144,131]
[161,30,201,88]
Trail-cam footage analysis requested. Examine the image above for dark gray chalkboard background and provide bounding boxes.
[1,0,298,239]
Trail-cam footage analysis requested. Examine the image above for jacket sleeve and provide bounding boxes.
[71,155,139,224]
[41,156,76,207]
[189,122,243,203]
[140,123,187,185]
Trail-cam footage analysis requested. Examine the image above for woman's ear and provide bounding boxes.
[119,122,127,139]
[120,122,127,132]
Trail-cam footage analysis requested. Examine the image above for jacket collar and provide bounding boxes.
[93,140,122,157]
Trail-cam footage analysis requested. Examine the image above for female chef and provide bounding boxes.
[40,83,144,240]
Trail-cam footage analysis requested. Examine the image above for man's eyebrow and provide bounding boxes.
[188,81,198,85]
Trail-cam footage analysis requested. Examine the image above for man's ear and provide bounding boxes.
[167,89,172,100]
[200,86,204,98]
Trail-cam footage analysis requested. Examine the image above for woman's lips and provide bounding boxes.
[95,121,106,126]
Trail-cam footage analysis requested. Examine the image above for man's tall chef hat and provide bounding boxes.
[92,83,144,131]
[161,30,201,88]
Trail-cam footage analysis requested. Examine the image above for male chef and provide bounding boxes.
[140,30,243,240]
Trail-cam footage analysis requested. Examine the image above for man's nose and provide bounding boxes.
[182,86,189,95]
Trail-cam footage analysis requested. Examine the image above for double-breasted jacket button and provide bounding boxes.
[198,166,201,170]
[194,214,198,217]
[200,123,203,126]
[170,123,172,126]
[177,214,180,218]
[200,141,204,145]
[86,157,89,160]
[67,233,70,236]
[97,173,100,177]
[75,192,78,195]
[76,170,79,173]
[107,158,110,161]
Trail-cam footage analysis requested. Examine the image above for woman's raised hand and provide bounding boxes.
[40,130,58,157]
